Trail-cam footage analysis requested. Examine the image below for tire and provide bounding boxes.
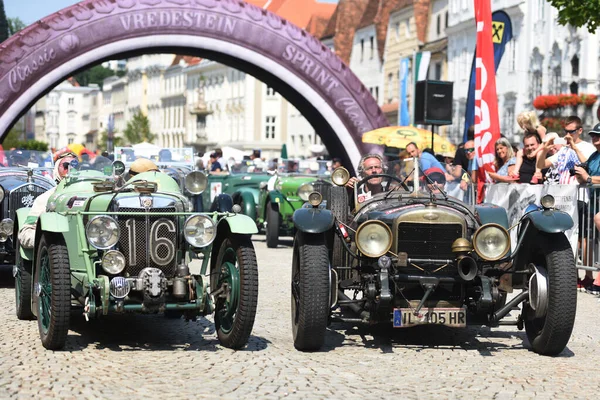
[523,233,577,356]
[35,234,71,350]
[291,232,330,351]
[328,186,350,279]
[265,202,279,249]
[15,232,34,320]
[213,235,259,349]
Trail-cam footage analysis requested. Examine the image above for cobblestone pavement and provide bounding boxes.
[1,235,600,399]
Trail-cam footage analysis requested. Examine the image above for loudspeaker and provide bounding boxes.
[414,80,453,125]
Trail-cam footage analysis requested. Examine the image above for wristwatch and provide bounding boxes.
[587,176,593,185]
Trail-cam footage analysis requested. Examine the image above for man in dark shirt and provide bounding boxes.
[518,132,543,183]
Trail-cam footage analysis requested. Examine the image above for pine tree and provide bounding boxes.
[0,0,10,43]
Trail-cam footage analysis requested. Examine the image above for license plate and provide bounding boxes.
[393,307,466,328]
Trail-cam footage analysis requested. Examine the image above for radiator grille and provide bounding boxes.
[117,207,178,277]
[7,185,47,221]
[397,222,462,260]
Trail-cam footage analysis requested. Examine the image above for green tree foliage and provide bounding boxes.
[2,128,47,151]
[123,111,155,145]
[98,129,124,150]
[8,17,25,35]
[548,0,600,33]
[74,65,117,89]
[0,0,9,43]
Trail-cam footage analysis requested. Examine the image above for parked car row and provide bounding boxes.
[10,149,577,357]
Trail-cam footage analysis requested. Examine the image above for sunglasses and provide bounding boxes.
[464,148,475,153]
[60,161,71,170]
[564,128,579,134]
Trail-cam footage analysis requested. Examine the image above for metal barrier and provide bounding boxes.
[576,184,600,272]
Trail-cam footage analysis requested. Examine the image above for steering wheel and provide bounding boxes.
[355,173,410,192]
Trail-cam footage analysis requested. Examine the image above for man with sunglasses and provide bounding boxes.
[18,151,78,249]
[563,115,595,161]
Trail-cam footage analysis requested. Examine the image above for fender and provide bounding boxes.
[222,214,259,235]
[238,191,257,221]
[39,212,70,233]
[268,191,285,206]
[293,206,334,234]
[210,193,233,213]
[522,209,574,233]
[15,208,33,261]
[475,203,509,229]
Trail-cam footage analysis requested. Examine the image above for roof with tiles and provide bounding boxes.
[170,55,202,67]
[276,0,336,30]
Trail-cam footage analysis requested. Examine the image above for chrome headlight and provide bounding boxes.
[184,215,216,247]
[356,220,392,258]
[185,171,208,195]
[473,223,510,261]
[540,194,555,209]
[86,216,120,249]
[297,183,314,201]
[308,192,322,206]
[331,167,350,186]
[0,218,14,235]
[102,250,126,275]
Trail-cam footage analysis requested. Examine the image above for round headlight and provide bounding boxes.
[0,218,14,235]
[86,216,120,250]
[356,220,392,258]
[308,192,323,206]
[184,215,216,247]
[473,223,510,261]
[185,171,208,195]
[102,250,126,275]
[0,232,7,242]
[540,194,555,209]
[332,167,350,186]
[297,183,314,201]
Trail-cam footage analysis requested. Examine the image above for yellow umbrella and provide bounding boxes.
[362,126,456,154]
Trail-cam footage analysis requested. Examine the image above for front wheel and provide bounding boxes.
[213,235,259,349]
[523,233,577,356]
[291,232,330,351]
[265,202,279,248]
[35,234,71,350]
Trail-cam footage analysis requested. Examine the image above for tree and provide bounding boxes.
[547,0,600,33]
[123,111,155,145]
[0,0,9,43]
[74,65,118,89]
[7,17,25,35]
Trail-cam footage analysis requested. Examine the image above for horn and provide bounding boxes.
[457,255,478,281]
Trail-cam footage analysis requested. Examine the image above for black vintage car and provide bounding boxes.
[290,158,577,356]
[0,150,55,266]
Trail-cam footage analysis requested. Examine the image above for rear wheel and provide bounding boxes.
[291,232,330,351]
[35,234,71,350]
[213,235,259,349]
[14,232,34,320]
[265,202,279,248]
[523,233,577,356]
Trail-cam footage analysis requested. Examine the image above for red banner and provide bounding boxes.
[474,0,500,202]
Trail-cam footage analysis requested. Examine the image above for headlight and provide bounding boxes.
[185,171,208,195]
[473,223,510,261]
[184,215,216,247]
[356,220,392,258]
[86,216,120,249]
[102,250,126,275]
[308,192,322,206]
[540,194,555,209]
[332,167,350,186]
[0,218,13,235]
[297,183,314,201]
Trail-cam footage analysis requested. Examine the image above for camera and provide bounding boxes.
[569,162,588,176]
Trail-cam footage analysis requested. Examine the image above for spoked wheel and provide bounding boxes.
[523,233,577,356]
[14,231,34,320]
[291,232,330,351]
[213,235,258,349]
[35,234,71,350]
[265,202,279,248]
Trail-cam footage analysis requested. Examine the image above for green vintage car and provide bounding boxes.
[259,159,332,248]
[14,156,259,350]
[203,160,271,221]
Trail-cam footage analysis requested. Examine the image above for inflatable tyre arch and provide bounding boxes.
[0,0,387,173]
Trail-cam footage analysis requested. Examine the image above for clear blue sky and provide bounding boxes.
[5,0,338,27]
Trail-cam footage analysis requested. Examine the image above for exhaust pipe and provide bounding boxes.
[457,255,478,281]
